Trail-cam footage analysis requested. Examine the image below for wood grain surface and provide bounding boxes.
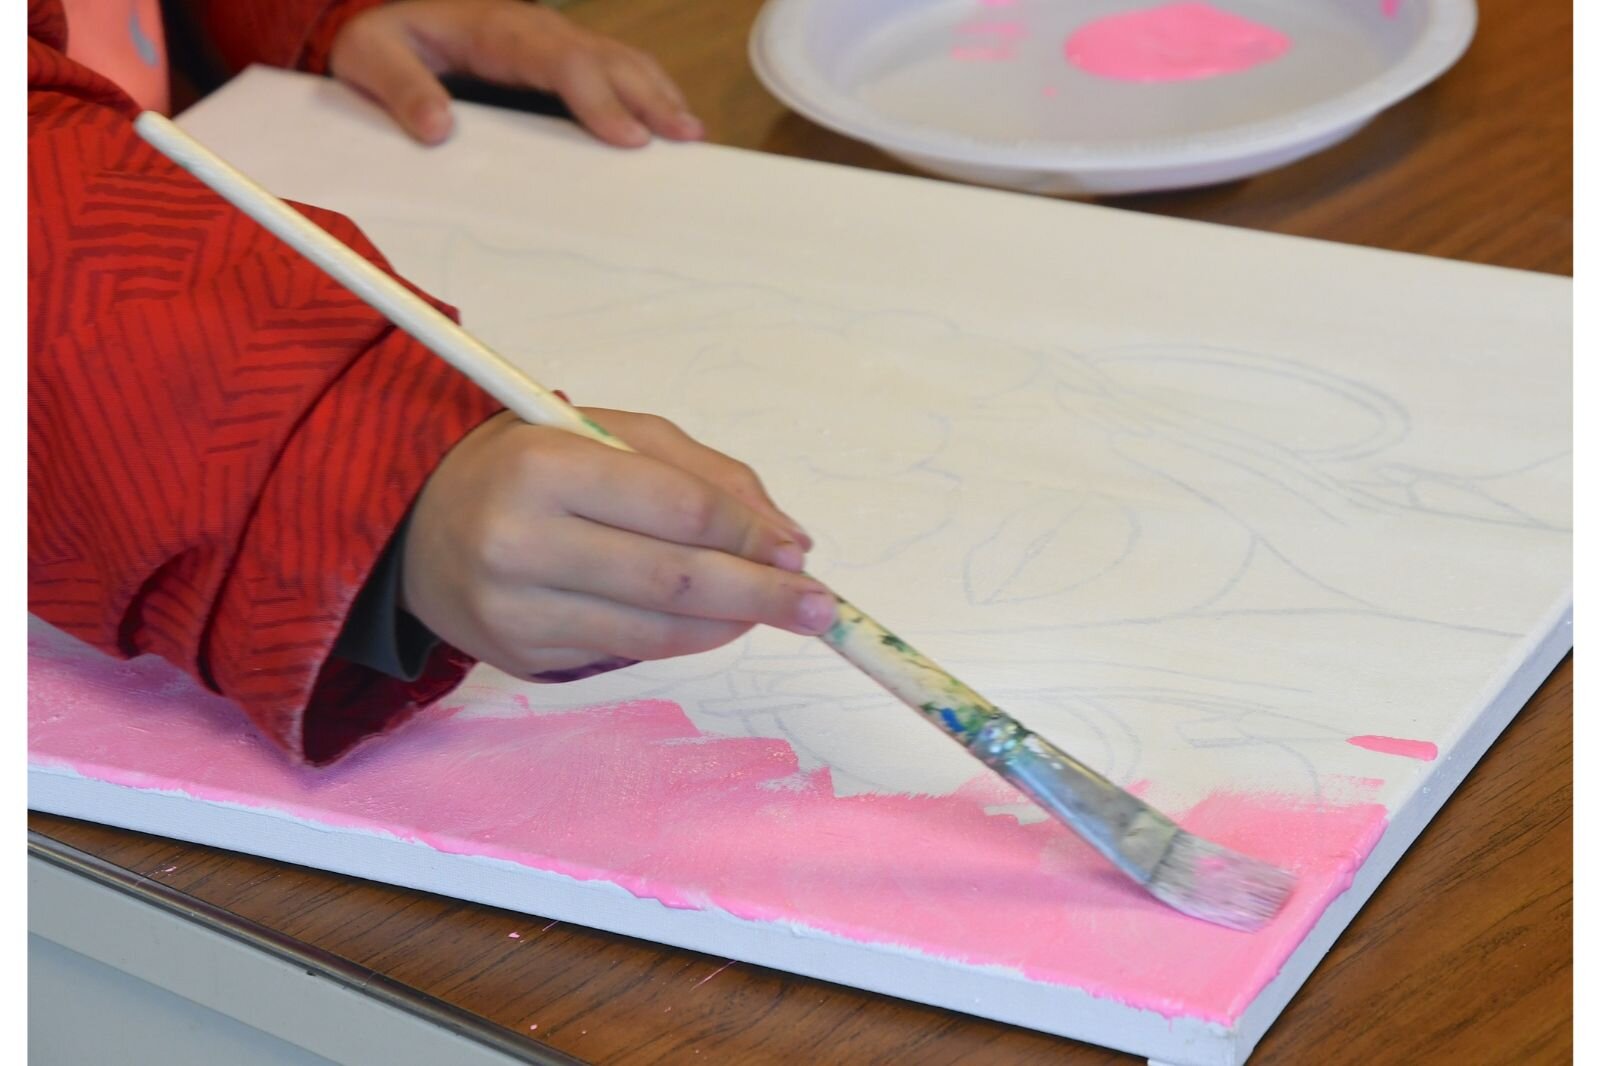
[30,0,1573,1062]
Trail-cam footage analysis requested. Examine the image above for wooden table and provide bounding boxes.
[30,0,1572,1061]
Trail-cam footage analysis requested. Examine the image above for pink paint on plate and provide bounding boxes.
[1347,735,1438,761]
[1065,2,1291,83]
[28,630,1388,1025]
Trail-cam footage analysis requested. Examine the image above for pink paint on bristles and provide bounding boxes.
[1347,735,1438,761]
[508,931,522,939]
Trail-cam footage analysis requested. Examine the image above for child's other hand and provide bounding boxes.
[328,0,703,147]
[402,409,832,682]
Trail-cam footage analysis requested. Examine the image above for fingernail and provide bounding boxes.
[778,515,813,551]
[417,102,451,144]
[675,111,704,139]
[772,540,806,573]
[794,591,836,635]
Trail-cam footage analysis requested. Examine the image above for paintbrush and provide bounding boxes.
[134,112,1296,932]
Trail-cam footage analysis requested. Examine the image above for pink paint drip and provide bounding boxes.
[1065,2,1291,83]
[28,631,1387,1024]
[1347,735,1438,761]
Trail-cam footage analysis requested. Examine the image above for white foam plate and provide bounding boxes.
[750,0,1476,195]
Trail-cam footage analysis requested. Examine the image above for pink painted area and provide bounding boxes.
[1382,0,1402,16]
[1347,735,1438,761]
[28,629,1387,1024]
[979,0,1018,7]
[1065,3,1291,83]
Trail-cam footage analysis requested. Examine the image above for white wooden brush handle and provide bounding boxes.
[133,112,611,448]
[132,111,1296,932]
[132,110,1003,752]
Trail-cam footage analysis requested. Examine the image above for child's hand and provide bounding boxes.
[328,0,703,147]
[401,408,833,682]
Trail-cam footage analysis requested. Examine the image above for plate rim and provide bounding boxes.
[749,0,1478,173]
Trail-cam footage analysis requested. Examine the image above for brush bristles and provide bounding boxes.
[1145,832,1297,932]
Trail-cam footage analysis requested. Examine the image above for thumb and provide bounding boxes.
[331,24,455,145]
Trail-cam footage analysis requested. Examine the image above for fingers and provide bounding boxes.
[331,1,704,148]
[401,406,831,685]
[544,56,651,148]
[330,14,455,144]
[530,519,836,634]
[546,437,807,570]
[605,51,703,142]
[583,409,812,548]
[488,587,804,665]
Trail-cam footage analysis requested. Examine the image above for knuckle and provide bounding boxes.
[728,460,764,494]
[631,412,678,441]
[508,430,571,480]
[670,488,721,541]
[476,516,527,577]
[554,51,598,86]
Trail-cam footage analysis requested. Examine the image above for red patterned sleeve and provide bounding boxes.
[187,0,385,76]
[28,10,503,764]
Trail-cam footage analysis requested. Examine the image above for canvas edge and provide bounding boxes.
[1219,597,1573,1065]
[28,762,1248,1065]
[25,599,1570,1066]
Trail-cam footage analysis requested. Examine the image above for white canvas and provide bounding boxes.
[29,68,1571,1065]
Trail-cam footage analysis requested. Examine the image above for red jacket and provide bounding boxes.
[28,0,502,763]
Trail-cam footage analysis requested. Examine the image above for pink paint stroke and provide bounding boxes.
[1065,2,1291,83]
[27,630,1387,1025]
[1347,735,1438,761]
[1382,0,1402,17]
